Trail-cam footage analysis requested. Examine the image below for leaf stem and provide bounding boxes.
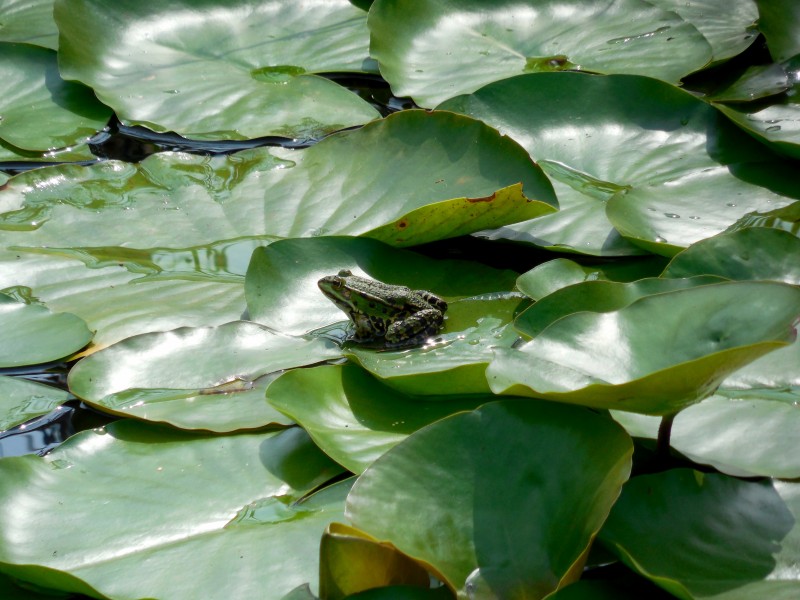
[656,412,676,457]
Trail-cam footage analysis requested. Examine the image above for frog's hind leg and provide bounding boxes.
[385,308,444,345]
[415,290,447,312]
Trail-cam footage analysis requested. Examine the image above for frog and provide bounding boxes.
[317,269,447,348]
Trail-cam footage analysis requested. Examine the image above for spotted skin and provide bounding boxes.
[317,269,447,348]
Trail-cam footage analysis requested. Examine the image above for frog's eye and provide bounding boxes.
[338,269,352,277]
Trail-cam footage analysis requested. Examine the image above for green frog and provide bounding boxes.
[317,269,447,347]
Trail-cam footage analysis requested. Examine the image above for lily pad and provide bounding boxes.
[515,256,668,300]
[442,73,797,256]
[0,421,347,600]
[0,0,58,49]
[0,376,71,433]
[0,293,92,367]
[708,63,790,102]
[613,394,800,478]
[68,321,342,431]
[0,43,110,152]
[245,236,519,336]
[347,295,523,396]
[715,101,800,160]
[514,276,725,338]
[720,336,800,391]
[755,0,800,61]
[266,364,490,473]
[661,227,800,284]
[645,0,759,63]
[599,470,800,598]
[725,200,800,235]
[369,0,711,107]
[0,111,556,245]
[487,281,800,415]
[347,400,633,597]
[0,248,250,352]
[54,0,379,139]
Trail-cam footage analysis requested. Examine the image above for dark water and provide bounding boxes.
[0,73,412,176]
[0,361,117,458]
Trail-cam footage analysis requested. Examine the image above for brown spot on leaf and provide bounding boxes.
[467,192,496,203]
[397,220,408,229]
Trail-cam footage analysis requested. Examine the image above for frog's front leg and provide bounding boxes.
[385,308,444,344]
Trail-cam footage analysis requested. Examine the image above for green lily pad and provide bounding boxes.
[347,295,523,396]
[245,236,519,336]
[0,293,92,366]
[720,335,800,391]
[0,111,555,245]
[487,281,800,415]
[725,200,800,235]
[0,0,58,49]
[369,0,711,107]
[646,0,759,63]
[266,364,490,473]
[515,276,725,338]
[54,0,379,139]
[715,101,800,160]
[755,0,800,61]
[613,393,800,478]
[662,227,800,284]
[515,256,668,300]
[442,73,797,256]
[0,376,71,433]
[0,421,346,599]
[599,470,800,598]
[0,43,110,152]
[708,63,790,102]
[0,248,250,352]
[347,400,633,597]
[68,321,342,431]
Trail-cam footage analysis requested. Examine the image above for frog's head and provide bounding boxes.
[318,269,405,317]
[318,269,359,312]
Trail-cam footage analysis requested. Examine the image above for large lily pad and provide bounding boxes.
[662,227,800,284]
[613,393,800,478]
[347,295,523,396]
[487,281,800,415]
[441,72,799,256]
[0,111,555,245]
[755,0,800,61]
[369,0,711,107]
[0,376,71,433]
[0,293,92,367]
[0,248,250,352]
[514,276,725,338]
[266,364,491,473]
[347,400,633,597]
[54,0,379,139]
[0,421,346,599]
[716,101,800,160]
[245,236,519,336]
[599,470,800,598]
[68,321,342,431]
[0,0,58,49]
[515,256,668,300]
[0,43,110,152]
[646,0,759,62]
